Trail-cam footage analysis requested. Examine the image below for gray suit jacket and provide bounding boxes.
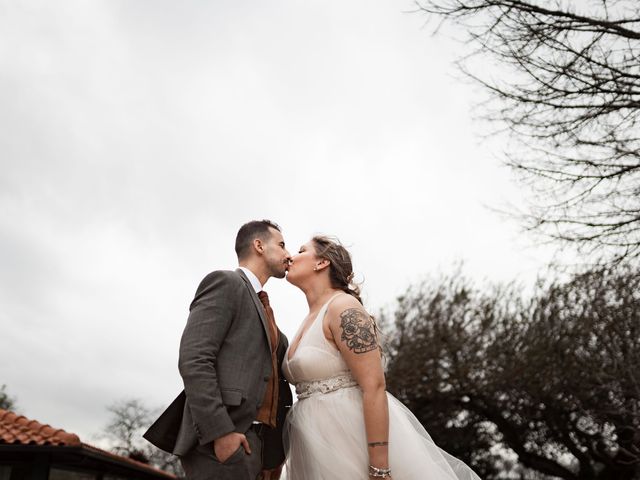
[144,269,292,463]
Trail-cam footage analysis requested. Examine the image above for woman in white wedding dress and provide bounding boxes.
[282,235,481,480]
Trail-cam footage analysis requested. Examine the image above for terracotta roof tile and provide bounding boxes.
[0,408,81,446]
[0,408,175,478]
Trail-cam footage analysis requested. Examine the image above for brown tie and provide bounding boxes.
[258,291,279,350]
[256,290,279,427]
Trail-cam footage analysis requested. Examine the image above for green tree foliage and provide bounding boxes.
[385,266,640,479]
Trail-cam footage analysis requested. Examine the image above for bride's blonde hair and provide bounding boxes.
[311,235,362,304]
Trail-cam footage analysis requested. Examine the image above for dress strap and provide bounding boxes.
[324,292,346,310]
[317,292,348,327]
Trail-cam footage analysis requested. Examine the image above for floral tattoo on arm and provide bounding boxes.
[339,308,378,354]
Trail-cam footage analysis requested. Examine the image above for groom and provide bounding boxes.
[144,220,293,480]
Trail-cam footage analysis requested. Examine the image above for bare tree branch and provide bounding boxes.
[417,0,640,265]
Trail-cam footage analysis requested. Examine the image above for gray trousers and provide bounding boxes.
[180,429,263,480]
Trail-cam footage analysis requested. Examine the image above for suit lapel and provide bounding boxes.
[236,268,273,351]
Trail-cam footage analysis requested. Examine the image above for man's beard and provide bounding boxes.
[269,262,287,279]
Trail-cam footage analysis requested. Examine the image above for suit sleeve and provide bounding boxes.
[178,271,238,444]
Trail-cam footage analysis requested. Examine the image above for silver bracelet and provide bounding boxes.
[368,465,392,478]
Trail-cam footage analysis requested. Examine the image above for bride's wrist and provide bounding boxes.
[368,443,388,469]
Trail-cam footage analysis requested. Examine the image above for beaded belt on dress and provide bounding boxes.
[295,373,358,399]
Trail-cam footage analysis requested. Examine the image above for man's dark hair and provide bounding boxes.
[235,219,281,260]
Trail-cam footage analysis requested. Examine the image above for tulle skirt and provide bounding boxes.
[283,386,481,480]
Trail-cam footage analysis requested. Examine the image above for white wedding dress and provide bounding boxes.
[282,295,482,480]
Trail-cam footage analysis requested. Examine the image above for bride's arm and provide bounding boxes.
[326,295,391,479]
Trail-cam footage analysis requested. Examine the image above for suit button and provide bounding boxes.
[263,376,270,381]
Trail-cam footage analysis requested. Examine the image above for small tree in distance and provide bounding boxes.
[0,384,16,411]
[102,398,183,476]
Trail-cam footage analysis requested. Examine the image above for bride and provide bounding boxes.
[282,235,481,480]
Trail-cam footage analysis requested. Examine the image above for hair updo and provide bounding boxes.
[311,235,362,304]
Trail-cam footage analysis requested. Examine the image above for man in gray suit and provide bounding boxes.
[144,220,293,480]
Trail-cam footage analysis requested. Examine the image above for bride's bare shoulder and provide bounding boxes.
[326,293,369,324]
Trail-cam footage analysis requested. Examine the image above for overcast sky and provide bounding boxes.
[1,0,556,445]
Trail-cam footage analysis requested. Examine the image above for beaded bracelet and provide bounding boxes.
[368,465,392,478]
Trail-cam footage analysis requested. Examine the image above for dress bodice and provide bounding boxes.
[282,294,350,385]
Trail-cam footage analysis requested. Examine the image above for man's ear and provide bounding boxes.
[253,238,264,255]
